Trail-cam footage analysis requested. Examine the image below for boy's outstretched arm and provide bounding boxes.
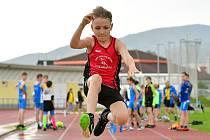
[70,13,93,49]
[116,40,140,77]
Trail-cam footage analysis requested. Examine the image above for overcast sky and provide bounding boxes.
[0,0,210,61]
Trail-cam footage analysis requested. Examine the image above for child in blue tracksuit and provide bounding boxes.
[178,72,192,131]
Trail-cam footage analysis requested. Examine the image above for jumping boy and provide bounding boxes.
[70,6,139,137]
[17,72,28,130]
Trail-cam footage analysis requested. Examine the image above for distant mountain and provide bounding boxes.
[120,24,210,64]
[5,46,84,65]
[4,24,210,65]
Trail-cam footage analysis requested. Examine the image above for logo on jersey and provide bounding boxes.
[95,55,113,69]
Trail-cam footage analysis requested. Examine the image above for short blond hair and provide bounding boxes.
[93,6,112,22]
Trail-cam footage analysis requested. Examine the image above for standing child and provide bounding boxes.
[77,88,84,114]
[42,81,57,131]
[138,84,145,130]
[163,81,177,119]
[144,76,156,128]
[70,6,139,137]
[33,74,43,129]
[17,72,28,130]
[153,84,161,121]
[65,88,75,115]
[41,75,52,127]
[127,77,141,130]
[177,72,192,131]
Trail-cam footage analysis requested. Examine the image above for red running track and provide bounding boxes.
[1,111,210,140]
[0,110,34,125]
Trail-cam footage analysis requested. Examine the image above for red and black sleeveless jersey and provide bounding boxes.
[83,35,121,89]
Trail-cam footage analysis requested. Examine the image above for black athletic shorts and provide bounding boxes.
[43,101,54,111]
[164,99,175,108]
[83,81,124,109]
[145,97,153,108]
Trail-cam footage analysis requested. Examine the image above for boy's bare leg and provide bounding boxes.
[127,108,133,128]
[23,109,25,125]
[148,107,154,125]
[39,110,43,127]
[18,109,21,125]
[65,104,68,115]
[133,110,141,127]
[40,110,43,122]
[180,111,184,126]
[165,107,169,116]
[80,74,102,137]
[147,107,151,124]
[108,101,128,125]
[86,74,102,114]
[36,108,39,124]
[20,109,24,125]
[154,108,157,121]
[184,112,188,127]
[20,109,23,125]
[140,107,145,126]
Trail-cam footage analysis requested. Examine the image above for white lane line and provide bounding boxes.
[147,129,173,140]
[58,115,78,140]
[108,129,117,140]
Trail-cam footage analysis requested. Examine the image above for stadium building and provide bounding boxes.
[1,50,209,108]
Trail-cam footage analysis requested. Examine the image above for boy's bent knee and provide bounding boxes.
[89,74,102,85]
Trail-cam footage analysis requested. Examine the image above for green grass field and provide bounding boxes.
[166,109,210,133]
[189,109,210,133]
[191,95,210,107]
[188,96,210,132]
[162,102,210,133]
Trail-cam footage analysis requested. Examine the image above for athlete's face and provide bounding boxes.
[165,82,170,88]
[22,75,27,81]
[37,76,43,83]
[43,77,48,83]
[181,74,187,81]
[146,79,151,85]
[127,79,132,85]
[91,17,112,42]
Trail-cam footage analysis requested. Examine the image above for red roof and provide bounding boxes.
[53,50,168,73]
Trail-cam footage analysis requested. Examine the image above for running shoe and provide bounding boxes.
[80,113,94,137]
[16,125,22,130]
[94,108,110,136]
